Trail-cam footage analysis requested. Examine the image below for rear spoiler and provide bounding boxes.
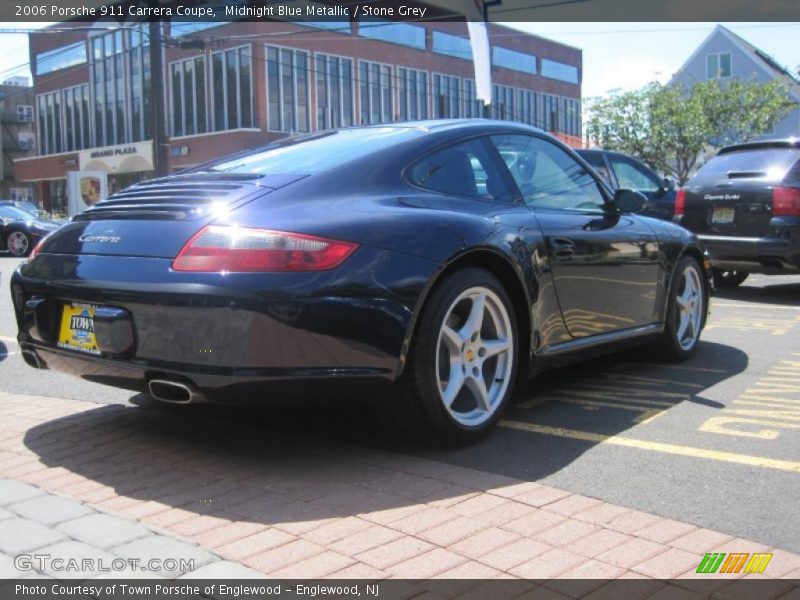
[718,139,800,155]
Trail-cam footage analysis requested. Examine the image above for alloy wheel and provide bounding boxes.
[674,265,704,350]
[435,286,514,427]
[7,232,29,257]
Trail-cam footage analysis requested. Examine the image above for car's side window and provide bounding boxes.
[491,135,606,211]
[608,156,662,193]
[408,138,514,202]
[581,153,614,187]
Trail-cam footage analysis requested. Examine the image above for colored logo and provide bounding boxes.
[70,309,95,344]
[696,552,773,574]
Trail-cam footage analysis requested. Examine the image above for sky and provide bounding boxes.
[0,21,798,100]
[506,21,800,98]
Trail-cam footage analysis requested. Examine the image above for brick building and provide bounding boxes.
[0,77,36,203]
[16,16,582,213]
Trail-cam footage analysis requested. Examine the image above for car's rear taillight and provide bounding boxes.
[172,226,359,272]
[674,189,686,217]
[773,186,800,217]
[28,232,53,261]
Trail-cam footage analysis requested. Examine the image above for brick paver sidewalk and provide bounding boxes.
[1,391,799,590]
[0,479,262,579]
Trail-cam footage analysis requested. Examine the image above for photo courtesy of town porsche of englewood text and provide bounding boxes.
[0,1,799,599]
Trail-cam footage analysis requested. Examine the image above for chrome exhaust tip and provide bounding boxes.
[147,379,204,404]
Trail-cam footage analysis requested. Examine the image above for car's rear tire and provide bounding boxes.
[404,268,518,445]
[712,268,748,289]
[7,230,31,257]
[657,256,707,361]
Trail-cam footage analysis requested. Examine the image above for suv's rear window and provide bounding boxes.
[692,148,800,184]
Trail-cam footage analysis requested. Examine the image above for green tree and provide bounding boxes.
[586,79,795,185]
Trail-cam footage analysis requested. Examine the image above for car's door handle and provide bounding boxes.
[550,238,575,259]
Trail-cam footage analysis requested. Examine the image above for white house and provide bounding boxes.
[671,25,800,140]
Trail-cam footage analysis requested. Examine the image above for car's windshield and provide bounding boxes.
[15,201,41,215]
[205,127,420,175]
[0,206,34,220]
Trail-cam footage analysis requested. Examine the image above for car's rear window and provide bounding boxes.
[692,148,800,184]
[203,127,420,176]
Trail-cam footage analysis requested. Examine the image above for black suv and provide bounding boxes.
[577,149,677,220]
[676,139,800,288]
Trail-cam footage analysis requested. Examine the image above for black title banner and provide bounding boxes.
[3,0,800,23]
[3,579,799,600]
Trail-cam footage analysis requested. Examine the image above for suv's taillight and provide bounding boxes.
[773,186,800,217]
[172,226,359,272]
[674,188,686,217]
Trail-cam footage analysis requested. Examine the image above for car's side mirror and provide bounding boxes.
[613,189,647,213]
[662,177,676,191]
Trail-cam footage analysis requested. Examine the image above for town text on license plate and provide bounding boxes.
[57,303,100,355]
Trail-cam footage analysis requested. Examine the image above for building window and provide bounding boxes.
[211,46,255,132]
[315,53,353,130]
[541,59,580,84]
[17,132,35,151]
[432,32,472,61]
[129,27,151,143]
[359,19,426,50]
[35,41,87,76]
[432,73,461,118]
[171,21,227,37]
[461,79,483,118]
[36,91,62,155]
[10,187,33,202]
[359,61,393,125]
[266,46,308,133]
[170,56,208,137]
[492,47,537,75]
[63,84,91,151]
[397,68,428,121]
[491,85,515,121]
[541,93,558,131]
[516,89,536,125]
[17,105,33,123]
[91,26,150,147]
[707,52,732,78]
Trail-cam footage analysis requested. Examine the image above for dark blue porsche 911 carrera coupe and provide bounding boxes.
[11,120,710,443]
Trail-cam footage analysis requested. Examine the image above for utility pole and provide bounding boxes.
[149,19,168,177]
[480,0,501,119]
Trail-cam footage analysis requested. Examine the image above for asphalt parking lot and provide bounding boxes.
[1,255,798,555]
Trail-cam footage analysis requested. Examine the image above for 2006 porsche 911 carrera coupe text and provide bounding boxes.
[11,120,710,443]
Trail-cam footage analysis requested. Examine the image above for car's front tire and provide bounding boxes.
[6,230,31,257]
[657,256,707,361]
[712,268,748,289]
[405,268,518,445]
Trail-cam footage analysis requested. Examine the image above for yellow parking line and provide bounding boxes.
[634,363,729,374]
[565,384,688,403]
[610,374,705,389]
[499,420,800,473]
[550,398,662,423]
[712,303,800,311]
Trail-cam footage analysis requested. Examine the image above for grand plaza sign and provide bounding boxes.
[79,141,153,174]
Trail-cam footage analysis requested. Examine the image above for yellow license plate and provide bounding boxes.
[58,303,100,355]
